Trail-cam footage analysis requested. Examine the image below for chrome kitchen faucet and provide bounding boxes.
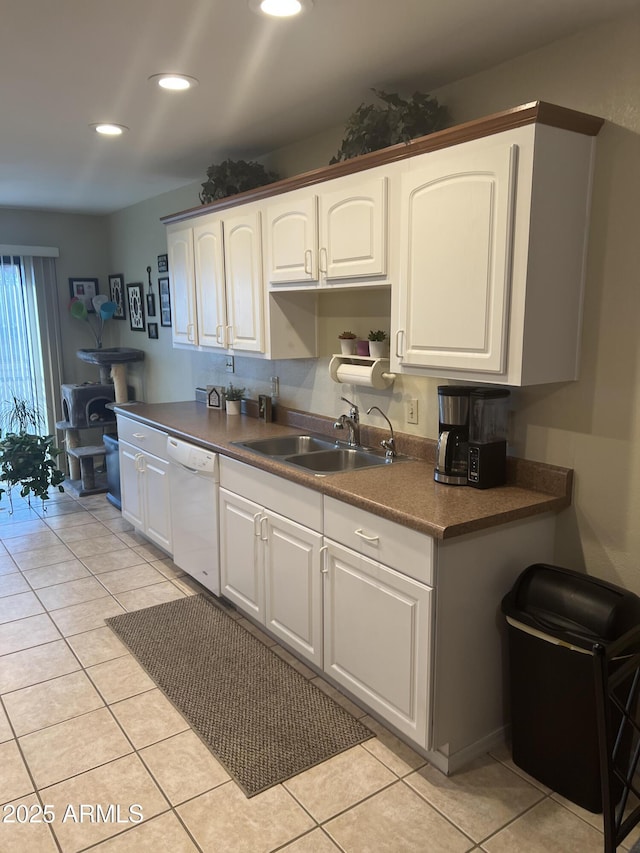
[334,396,361,446]
[366,405,397,458]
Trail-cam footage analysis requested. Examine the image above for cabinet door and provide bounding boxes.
[167,226,198,346]
[397,143,516,373]
[318,176,387,281]
[219,488,263,619]
[223,209,264,353]
[266,194,318,286]
[193,215,227,349]
[324,540,432,747]
[119,440,144,530]
[142,453,172,554]
[264,510,323,666]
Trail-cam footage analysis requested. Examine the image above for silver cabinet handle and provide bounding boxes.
[319,247,327,274]
[395,329,405,359]
[304,249,313,276]
[187,323,196,343]
[253,511,263,537]
[133,432,145,439]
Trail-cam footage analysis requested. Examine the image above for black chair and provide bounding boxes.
[593,625,640,852]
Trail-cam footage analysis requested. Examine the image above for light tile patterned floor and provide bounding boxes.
[0,488,636,852]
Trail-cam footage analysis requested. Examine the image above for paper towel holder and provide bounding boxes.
[329,355,396,390]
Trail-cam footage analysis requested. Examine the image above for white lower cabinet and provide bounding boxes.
[219,458,323,666]
[219,488,263,619]
[323,539,432,747]
[117,417,172,554]
[217,457,558,773]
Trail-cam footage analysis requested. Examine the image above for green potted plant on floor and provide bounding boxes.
[224,384,246,416]
[0,395,65,513]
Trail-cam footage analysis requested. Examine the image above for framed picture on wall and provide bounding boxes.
[108,274,126,320]
[126,282,145,331]
[69,278,98,312]
[147,322,158,340]
[159,277,172,327]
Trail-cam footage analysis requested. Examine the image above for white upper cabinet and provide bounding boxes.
[223,207,264,353]
[164,103,601,378]
[166,226,197,346]
[193,215,226,349]
[266,192,319,286]
[266,172,389,290]
[166,205,264,354]
[396,142,516,375]
[392,122,598,385]
[318,174,388,283]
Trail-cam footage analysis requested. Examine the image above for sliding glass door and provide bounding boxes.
[0,255,56,434]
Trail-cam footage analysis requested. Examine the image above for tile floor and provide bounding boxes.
[0,487,636,852]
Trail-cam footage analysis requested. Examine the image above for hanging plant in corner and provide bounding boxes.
[330,89,450,164]
[200,159,281,205]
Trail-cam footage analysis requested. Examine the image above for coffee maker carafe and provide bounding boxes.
[467,388,510,489]
[434,386,475,485]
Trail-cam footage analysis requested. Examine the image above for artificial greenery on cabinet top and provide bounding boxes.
[200,159,280,205]
[330,89,449,164]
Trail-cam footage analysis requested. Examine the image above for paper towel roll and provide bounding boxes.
[329,356,395,389]
[335,364,375,386]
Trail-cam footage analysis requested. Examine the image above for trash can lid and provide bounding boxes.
[501,564,640,648]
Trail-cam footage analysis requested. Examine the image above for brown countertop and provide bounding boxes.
[114,401,572,540]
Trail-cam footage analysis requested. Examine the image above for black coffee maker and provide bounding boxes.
[467,388,510,489]
[434,386,476,486]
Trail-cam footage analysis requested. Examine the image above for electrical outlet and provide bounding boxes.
[407,398,419,424]
[225,356,234,373]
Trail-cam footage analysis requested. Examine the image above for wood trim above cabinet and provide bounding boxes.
[161,101,604,225]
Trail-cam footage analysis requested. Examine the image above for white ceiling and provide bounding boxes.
[2,0,638,215]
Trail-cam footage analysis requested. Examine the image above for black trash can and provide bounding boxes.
[501,563,640,813]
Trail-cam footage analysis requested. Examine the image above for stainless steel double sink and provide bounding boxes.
[233,434,408,475]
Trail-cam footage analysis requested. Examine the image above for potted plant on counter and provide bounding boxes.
[338,331,358,355]
[368,329,389,358]
[224,384,246,416]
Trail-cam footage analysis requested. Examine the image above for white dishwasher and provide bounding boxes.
[166,436,220,596]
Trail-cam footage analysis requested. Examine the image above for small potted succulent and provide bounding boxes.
[224,383,246,415]
[338,331,357,355]
[368,330,388,358]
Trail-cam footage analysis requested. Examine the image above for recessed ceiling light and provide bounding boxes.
[90,123,128,136]
[249,0,312,18]
[148,73,199,91]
